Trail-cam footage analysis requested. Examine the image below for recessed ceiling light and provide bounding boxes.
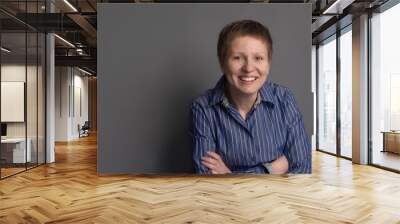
[78,67,93,76]
[322,0,354,15]
[63,0,78,12]
[1,47,11,53]
[54,34,75,48]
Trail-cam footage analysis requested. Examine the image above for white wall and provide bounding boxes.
[55,66,89,141]
[70,71,89,139]
[55,66,70,141]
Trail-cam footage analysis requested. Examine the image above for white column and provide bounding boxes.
[352,14,369,164]
[46,1,55,163]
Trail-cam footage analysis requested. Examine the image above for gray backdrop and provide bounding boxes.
[98,3,312,174]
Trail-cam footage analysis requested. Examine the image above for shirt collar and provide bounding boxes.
[210,75,275,107]
[258,80,275,105]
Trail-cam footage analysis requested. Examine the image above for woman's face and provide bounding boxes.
[223,35,270,99]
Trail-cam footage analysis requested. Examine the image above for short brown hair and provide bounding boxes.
[217,20,273,66]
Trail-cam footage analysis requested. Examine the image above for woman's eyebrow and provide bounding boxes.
[230,51,267,54]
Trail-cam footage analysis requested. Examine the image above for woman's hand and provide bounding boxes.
[201,151,232,174]
[270,155,289,174]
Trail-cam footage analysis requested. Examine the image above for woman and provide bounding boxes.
[191,20,311,174]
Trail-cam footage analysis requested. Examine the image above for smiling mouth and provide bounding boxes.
[238,76,258,83]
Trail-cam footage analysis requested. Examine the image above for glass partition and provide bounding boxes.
[27,31,38,169]
[38,32,45,165]
[317,35,337,155]
[0,1,46,179]
[1,31,28,177]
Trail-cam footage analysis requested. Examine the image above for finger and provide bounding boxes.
[206,152,226,168]
[204,161,226,174]
[206,151,222,161]
[201,155,212,163]
[202,158,222,172]
[202,160,216,170]
[202,157,224,172]
[202,155,219,164]
[201,161,216,168]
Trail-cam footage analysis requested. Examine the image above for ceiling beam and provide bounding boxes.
[55,55,96,70]
[67,13,97,46]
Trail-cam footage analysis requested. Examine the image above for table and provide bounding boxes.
[381,131,400,154]
[1,138,32,163]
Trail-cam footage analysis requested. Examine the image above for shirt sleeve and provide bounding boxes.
[230,164,268,174]
[190,102,216,174]
[283,90,312,174]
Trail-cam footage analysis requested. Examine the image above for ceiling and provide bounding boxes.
[0,0,391,75]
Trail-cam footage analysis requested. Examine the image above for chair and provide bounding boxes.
[79,121,90,138]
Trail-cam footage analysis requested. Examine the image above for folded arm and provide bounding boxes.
[190,102,216,174]
[283,90,312,174]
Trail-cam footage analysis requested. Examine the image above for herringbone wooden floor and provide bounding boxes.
[1,134,400,224]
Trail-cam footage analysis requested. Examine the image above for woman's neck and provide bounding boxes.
[226,86,258,120]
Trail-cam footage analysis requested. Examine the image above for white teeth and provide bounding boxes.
[239,77,256,82]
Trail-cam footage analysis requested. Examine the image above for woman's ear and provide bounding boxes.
[219,62,225,73]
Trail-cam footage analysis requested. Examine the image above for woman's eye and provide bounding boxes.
[233,56,241,60]
[255,56,264,61]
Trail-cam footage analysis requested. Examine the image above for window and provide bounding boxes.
[339,27,352,158]
[317,35,337,155]
[370,2,400,171]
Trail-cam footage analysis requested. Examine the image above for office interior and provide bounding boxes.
[0,0,399,223]
[0,0,97,179]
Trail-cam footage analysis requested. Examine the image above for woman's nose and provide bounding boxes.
[242,59,255,72]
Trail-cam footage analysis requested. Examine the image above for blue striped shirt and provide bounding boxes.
[190,76,311,174]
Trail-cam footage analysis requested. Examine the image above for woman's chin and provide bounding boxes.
[236,88,258,98]
[234,81,262,93]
